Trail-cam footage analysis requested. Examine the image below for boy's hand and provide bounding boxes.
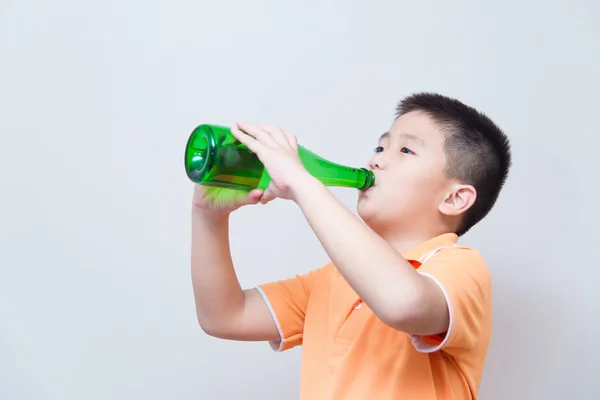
[231,122,312,204]
[192,184,264,216]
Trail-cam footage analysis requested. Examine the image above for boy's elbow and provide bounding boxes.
[375,293,423,331]
[196,313,228,338]
[196,310,245,340]
[196,313,215,335]
[376,284,449,335]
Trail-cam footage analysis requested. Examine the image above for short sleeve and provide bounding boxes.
[256,267,321,352]
[408,247,493,356]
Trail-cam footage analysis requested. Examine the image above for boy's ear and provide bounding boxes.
[439,184,477,217]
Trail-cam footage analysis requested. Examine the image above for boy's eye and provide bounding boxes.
[374,146,384,153]
[400,147,415,155]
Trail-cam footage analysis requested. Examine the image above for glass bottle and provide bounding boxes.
[184,124,375,191]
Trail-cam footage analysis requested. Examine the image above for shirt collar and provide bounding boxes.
[401,233,459,262]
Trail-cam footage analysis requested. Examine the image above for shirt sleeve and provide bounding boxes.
[256,267,322,352]
[407,247,493,356]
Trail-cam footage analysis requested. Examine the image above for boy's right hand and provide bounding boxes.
[192,184,266,216]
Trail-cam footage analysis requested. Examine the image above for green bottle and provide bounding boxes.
[184,124,375,192]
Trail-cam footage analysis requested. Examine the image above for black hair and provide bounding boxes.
[396,92,512,236]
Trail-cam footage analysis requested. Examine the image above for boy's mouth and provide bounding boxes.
[362,184,376,194]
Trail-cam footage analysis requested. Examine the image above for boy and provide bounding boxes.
[190,92,512,399]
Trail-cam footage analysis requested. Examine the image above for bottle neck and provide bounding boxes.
[298,147,375,190]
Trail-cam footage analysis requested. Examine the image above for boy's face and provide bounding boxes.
[357,111,460,235]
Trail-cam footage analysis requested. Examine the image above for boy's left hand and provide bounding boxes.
[231,122,313,204]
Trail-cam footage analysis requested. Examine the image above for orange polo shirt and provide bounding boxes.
[256,233,492,399]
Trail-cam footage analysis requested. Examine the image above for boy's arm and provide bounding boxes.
[191,208,279,341]
[292,177,449,336]
[228,122,448,337]
[405,247,492,355]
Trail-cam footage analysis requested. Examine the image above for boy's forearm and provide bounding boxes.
[191,208,245,333]
[292,176,448,334]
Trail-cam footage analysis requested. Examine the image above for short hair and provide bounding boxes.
[396,92,512,236]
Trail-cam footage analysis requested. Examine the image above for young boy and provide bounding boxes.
[190,92,512,399]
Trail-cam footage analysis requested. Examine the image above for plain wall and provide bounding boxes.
[1,0,599,399]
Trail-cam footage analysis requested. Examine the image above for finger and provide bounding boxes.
[236,122,278,148]
[260,186,277,204]
[256,124,290,148]
[230,126,264,154]
[243,189,264,205]
[282,129,298,150]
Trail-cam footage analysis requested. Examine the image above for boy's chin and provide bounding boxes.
[357,208,391,234]
[356,201,377,222]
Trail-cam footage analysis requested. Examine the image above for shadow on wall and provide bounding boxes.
[474,140,582,399]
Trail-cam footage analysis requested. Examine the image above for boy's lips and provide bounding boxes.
[361,172,377,194]
[362,184,376,194]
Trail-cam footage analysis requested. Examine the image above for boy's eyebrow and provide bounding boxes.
[378,131,425,146]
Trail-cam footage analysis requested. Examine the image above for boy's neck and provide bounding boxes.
[377,229,449,255]
[384,235,431,254]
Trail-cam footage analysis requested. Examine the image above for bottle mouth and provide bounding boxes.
[359,168,376,190]
[184,125,216,184]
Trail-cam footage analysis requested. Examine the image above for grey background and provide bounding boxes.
[1,0,598,399]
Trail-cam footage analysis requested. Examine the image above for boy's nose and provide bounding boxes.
[368,155,385,170]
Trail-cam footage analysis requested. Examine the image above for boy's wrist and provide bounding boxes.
[192,206,230,225]
[291,173,325,205]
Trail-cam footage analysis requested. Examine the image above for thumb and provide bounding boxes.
[260,186,277,204]
[242,189,264,205]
